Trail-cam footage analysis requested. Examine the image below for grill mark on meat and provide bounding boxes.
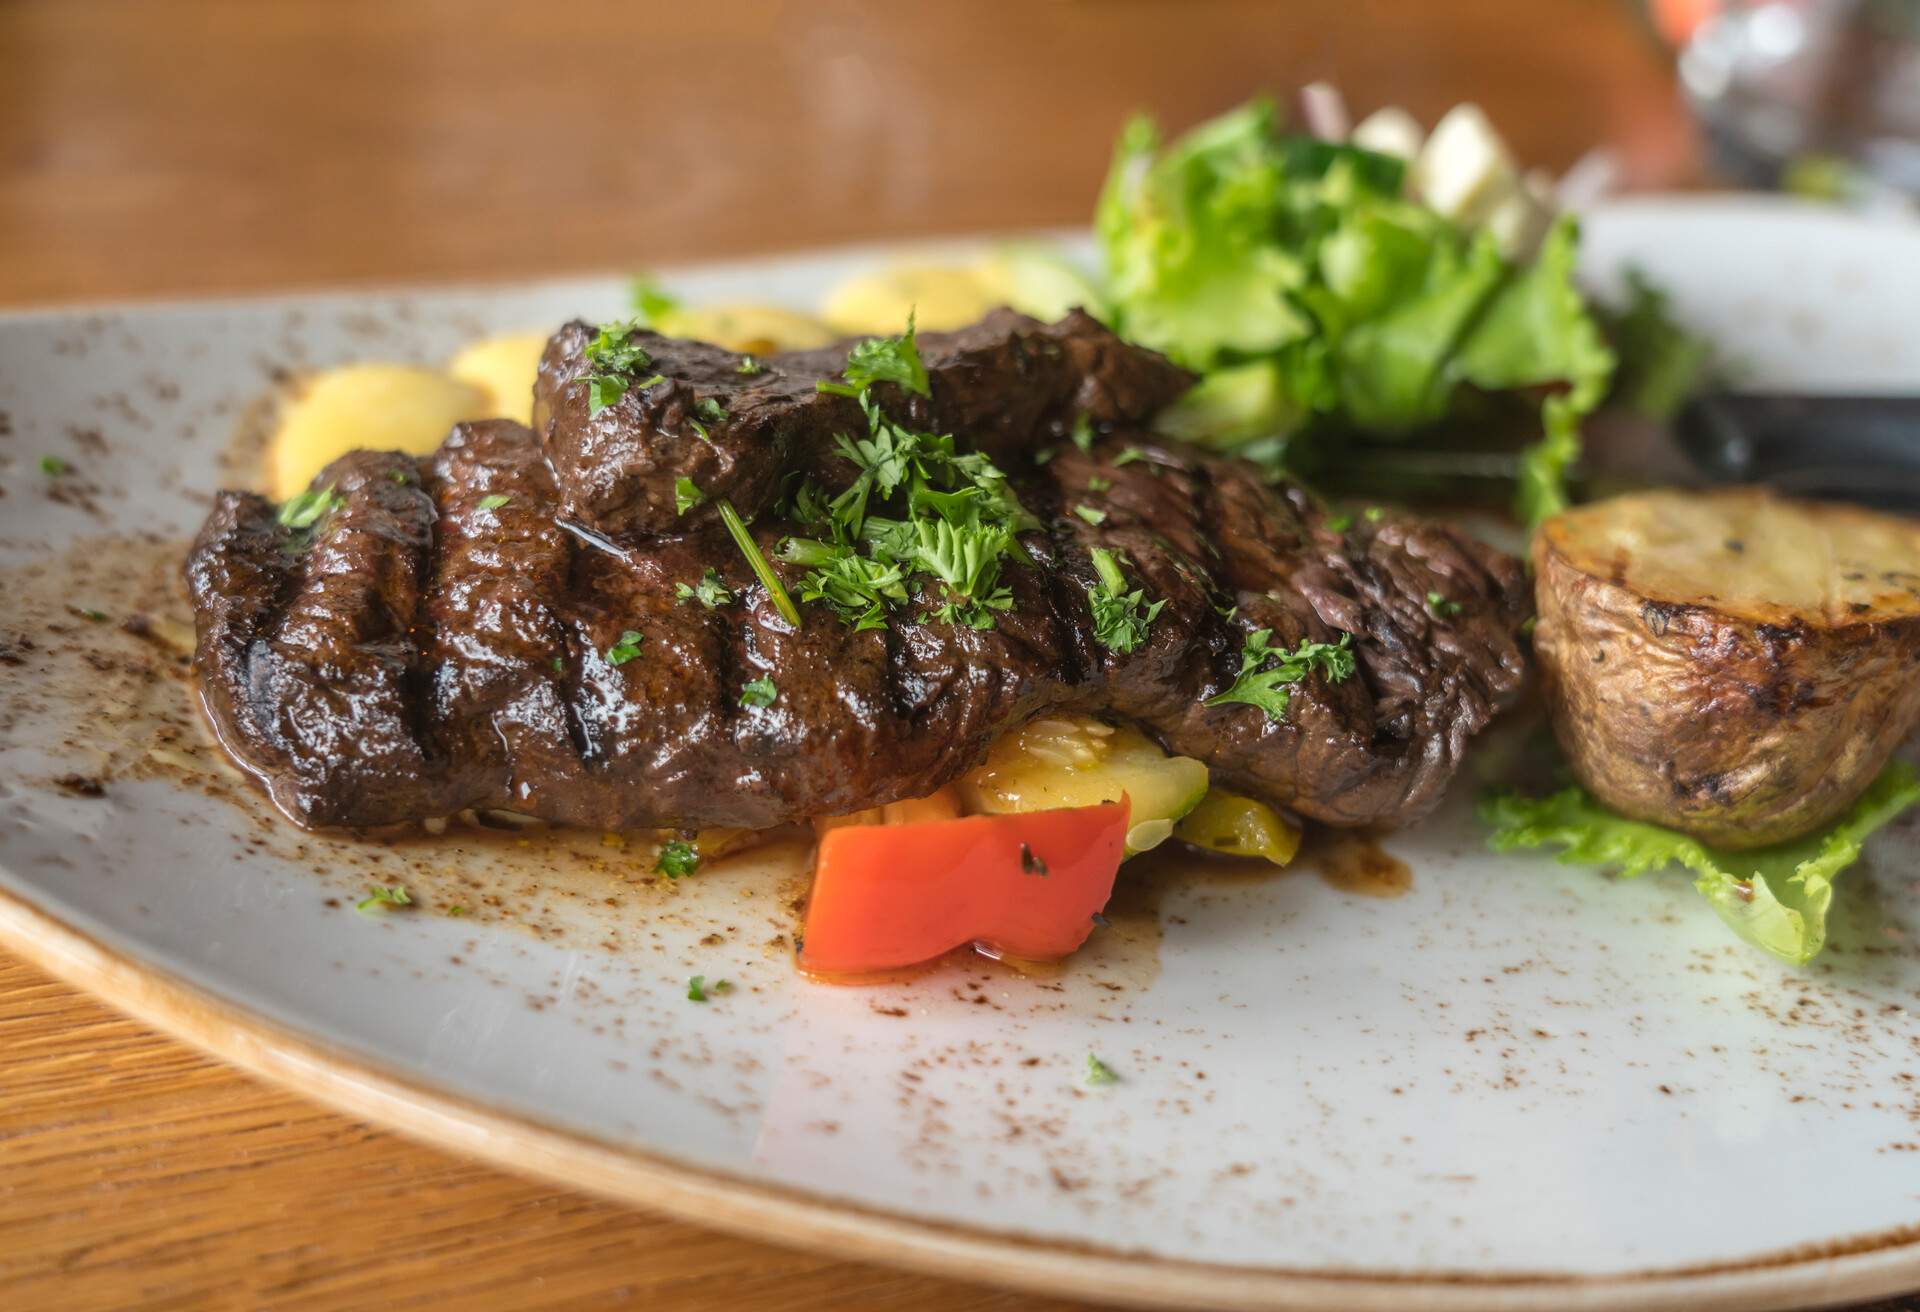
[191,312,1531,834]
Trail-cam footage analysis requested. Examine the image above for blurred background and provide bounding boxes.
[0,0,1714,305]
[7,0,1915,306]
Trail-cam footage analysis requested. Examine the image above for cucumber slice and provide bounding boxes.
[956,717,1209,855]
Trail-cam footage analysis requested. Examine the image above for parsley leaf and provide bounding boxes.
[818,312,929,398]
[630,276,680,325]
[277,484,344,530]
[476,493,512,511]
[1426,590,1463,618]
[1073,505,1107,526]
[1110,447,1148,467]
[77,607,107,622]
[1324,512,1352,533]
[687,973,731,1001]
[675,568,734,609]
[1085,547,1164,653]
[1086,475,1112,493]
[1085,1053,1119,1086]
[356,884,412,914]
[582,319,655,416]
[737,355,765,376]
[605,629,645,665]
[657,839,701,878]
[788,542,907,631]
[675,477,707,516]
[739,676,778,708]
[39,454,69,476]
[1071,413,1095,452]
[1206,628,1356,721]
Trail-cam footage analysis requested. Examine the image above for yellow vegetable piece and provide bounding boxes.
[820,264,1000,335]
[446,331,550,426]
[654,305,837,355]
[269,363,488,500]
[1173,790,1302,867]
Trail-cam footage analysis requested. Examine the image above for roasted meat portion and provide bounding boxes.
[189,313,1530,833]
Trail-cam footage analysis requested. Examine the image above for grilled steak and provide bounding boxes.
[189,312,1530,833]
[532,308,1193,538]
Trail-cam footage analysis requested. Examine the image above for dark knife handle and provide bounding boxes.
[1676,393,1920,510]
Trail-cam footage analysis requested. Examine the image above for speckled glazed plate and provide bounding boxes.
[6,197,1920,1311]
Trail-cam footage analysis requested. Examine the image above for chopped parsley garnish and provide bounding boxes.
[551,655,566,674]
[1364,506,1385,523]
[356,884,412,914]
[716,498,801,627]
[1426,590,1463,618]
[1206,628,1356,722]
[736,355,765,376]
[1086,475,1112,493]
[277,484,344,530]
[675,477,707,516]
[1020,843,1049,876]
[447,905,471,917]
[1085,1053,1119,1086]
[818,312,929,398]
[739,676,778,708]
[39,454,69,476]
[687,973,730,1002]
[675,568,734,609]
[604,629,645,665]
[1032,447,1057,466]
[582,319,655,415]
[785,539,906,632]
[1110,447,1147,468]
[1085,547,1164,654]
[1071,413,1095,453]
[389,469,410,485]
[656,839,701,878]
[786,319,1037,635]
[630,275,680,325]
[77,607,107,622]
[476,493,512,511]
[1073,505,1107,526]
[1324,512,1353,533]
[688,395,728,441]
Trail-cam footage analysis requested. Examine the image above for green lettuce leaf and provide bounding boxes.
[1096,100,1613,521]
[1481,763,1920,966]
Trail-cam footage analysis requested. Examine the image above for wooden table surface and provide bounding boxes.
[2,2,1908,1309]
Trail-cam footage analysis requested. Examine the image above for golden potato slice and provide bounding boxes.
[653,304,837,355]
[446,331,550,425]
[1534,487,1920,849]
[820,264,1000,335]
[270,364,488,499]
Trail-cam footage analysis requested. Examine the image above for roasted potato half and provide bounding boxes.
[1533,487,1920,849]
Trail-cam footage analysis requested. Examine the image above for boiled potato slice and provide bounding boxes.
[653,304,837,355]
[446,331,550,425]
[821,264,1000,335]
[1534,487,1920,849]
[270,364,488,499]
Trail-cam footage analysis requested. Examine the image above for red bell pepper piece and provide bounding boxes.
[800,798,1131,975]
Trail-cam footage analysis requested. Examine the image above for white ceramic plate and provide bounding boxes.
[4,197,1920,1312]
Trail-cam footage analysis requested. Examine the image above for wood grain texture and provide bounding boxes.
[1,2,1897,1310]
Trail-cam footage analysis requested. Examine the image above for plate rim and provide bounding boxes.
[5,882,1920,1312]
[9,194,1920,1308]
